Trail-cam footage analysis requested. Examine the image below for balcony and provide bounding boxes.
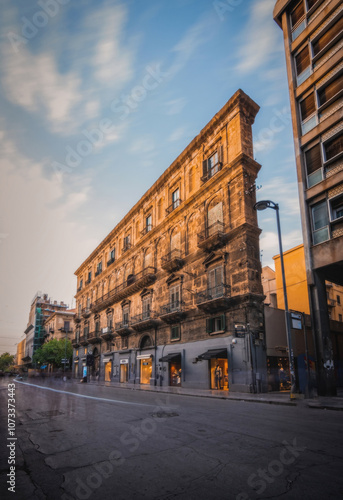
[92,267,157,313]
[88,330,101,344]
[72,335,80,348]
[327,298,336,308]
[161,249,184,273]
[79,335,88,346]
[196,284,231,313]
[107,257,115,267]
[75,314,82,324]
[82,306,92,318]
[197,221,227,252]
[100,326,115,341]
[122,242,132,254]
[166,199,182,215]
[131,311,158,332]
[115,321,132,337]
[141,225,153,237]
[201,162,222,182]
[159,301,186,324]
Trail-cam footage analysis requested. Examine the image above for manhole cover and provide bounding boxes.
[37,410,64,417]
[151,412,179,418]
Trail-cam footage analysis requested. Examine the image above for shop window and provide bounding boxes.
[324,133,343,164]
[318,73,343,109]
[330,194,343,221]
[300,92,317,134]
[311,200,329,244]
[171,325,181,341]
[312,16,343,59]
[206,315,225,334]
[305,143,323,187]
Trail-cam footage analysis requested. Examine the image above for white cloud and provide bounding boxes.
[236,0,282,74]
[165,98,187,115]
[168,126,188,143]
[259,177,300,216]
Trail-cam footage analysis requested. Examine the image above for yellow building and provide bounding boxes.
[15,338,26,371]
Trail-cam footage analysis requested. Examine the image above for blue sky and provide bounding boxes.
[0,0,303,354]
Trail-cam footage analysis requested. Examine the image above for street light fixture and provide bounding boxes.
[254,200,296,399]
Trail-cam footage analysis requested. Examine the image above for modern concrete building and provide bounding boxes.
[23,292,69,367]
[72,90,267,393]
[273,0,343,395]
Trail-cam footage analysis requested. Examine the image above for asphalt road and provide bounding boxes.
[1,378,343,500]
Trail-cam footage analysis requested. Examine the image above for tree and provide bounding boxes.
[33,339,73,369]
[0,352,15,372]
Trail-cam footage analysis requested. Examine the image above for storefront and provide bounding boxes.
[267,356,291,392]
[74,357,79,378]
[137,354,153,384]
[159,353,182,386]
[120,359,129,383]
[198,348,229,391]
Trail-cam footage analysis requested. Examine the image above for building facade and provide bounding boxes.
[73,90,267,393]
[273,0,343,395]
[23,292,69,367]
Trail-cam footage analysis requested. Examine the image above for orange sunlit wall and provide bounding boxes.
[273,244,310,315]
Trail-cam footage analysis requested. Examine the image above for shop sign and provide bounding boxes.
[120,359,129,364]
[291,312,302,330]
[235,324,246,338]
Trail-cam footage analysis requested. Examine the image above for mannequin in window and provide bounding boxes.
[215,364,223,389]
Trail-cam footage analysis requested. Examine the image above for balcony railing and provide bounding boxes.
[131,311,158,331]
[141,224,153,237]
[159,301,186,323]
[82,306,92,318]
[161,249,184,273]
[88,330,101,344]
[100,326,115,341]
[115,321,132,336]
[92,267,157,312]
[166,199,182,215]
[79,335,88,346]
[197,221,226,251]
[196,284,231,312]
[107,257,115,267]
[201,162,222,182]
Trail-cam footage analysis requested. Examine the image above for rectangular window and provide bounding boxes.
[312,16,343,58]
[291,1,306,40]
[123,306,129,325]
[318,73,343,108]
[86,271,92,284]
[110,248,115,260]
[79,279,83,290]
[170,285,180,310]
[295,45,311,85]
[300,92,317,134]
[143,214,152,234]
[339,314,342,322]
[202,147,223,181]
[305,143,323,187]
[337,295,341,305]
[107,315,113,329]
[312,201,329,244]
[171,325,181,341]
[324,133,343,162]
[206,315,225,334]
[95,321,100,333]
[172,188,180,209]
[330,195,343,221]
[208,267,224,297]
[123,234,131,251]
[142,296,151,318]
[307,0,320,9]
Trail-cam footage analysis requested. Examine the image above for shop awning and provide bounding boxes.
[159,353,181,362]
[40,365,47,369]
[198,348,228,360]
[102,351,114,356]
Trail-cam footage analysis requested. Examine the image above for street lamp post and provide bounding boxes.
[254,200,296,399]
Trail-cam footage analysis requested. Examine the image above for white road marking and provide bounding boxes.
[15,381,155,407]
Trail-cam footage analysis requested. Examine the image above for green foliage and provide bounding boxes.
[0,352,15,372]
[33,338,73,368]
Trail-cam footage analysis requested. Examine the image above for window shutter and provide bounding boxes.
[312,17,343,57]
[318,74,343,106]
[221,314,226,331]
[295,46,310,76]
[206,318,212,334]
[290,1,304,28]
[203,159,208,177]
[325,133,343,161]
[305,144,321,174]
[300,93,315,121]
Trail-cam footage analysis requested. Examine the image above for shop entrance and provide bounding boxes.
[267,356,291,392]
[169,357,182,386]
[120,362,129,383]
[140,358,152,384]
[74,363,79,379]
[210,358,229,390]
[104,361,112,382]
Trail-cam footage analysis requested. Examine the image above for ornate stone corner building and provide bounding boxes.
[72,90,267,393]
